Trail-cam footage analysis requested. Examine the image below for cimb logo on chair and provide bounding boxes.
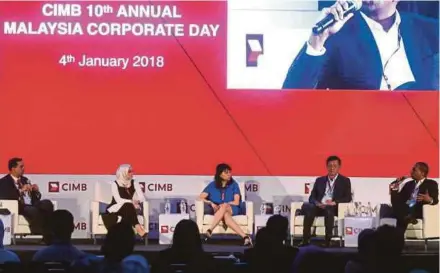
[160,225,175,233]
[48,181,87,192]
[345,227,365,235]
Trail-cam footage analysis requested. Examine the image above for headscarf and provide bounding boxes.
[0,218,4,248]
[116,164,132,188]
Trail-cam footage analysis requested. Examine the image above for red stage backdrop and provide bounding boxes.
[0,1,438,177]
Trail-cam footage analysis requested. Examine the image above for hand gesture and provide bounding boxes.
[317,202,326,209]
[21,184,32,192]
[417,191,432,203]
[133,200,140,209]
[31,184,39,192]
[326,200,336,206]
[211,203,219,212]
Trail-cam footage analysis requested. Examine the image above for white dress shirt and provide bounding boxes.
[11,175,32,205]
[321,174,338,203]
[306,11,415,90]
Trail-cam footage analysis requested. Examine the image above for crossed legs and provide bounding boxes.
[208,204,246,238]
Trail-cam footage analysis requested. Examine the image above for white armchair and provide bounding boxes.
[195,181,254,236]
[90,182,149,245]
[377,203,439,249]
[0,199,57,244]
[290,201,350,246]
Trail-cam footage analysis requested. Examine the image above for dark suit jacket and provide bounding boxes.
[394,179,439,205]
[0,174,41,212]
[309,174,352,205]
[283,12,439,90]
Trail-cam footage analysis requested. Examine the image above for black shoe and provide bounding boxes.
[322,238,332,247]
[243,236,253,246]
[204,229,213,242]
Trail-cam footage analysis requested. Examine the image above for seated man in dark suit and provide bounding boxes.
[300,155,352,247]
[389,162,438,231]
[283,0,439,91]
[0,158,54,236]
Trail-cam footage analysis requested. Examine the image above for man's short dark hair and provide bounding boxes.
[415,162,429,177]
[8,158,23,171]
[51,210,74,240]
[326,155,341,165]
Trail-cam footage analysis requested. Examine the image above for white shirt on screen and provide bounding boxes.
[306,11,415,91]
[11,175,32,205]
[321,174,338,203]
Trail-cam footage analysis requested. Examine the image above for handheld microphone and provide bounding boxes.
[312,0,362,35]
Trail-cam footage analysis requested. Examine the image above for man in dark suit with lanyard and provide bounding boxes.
[283,0,439,91]
[0,158,53,236]
[389,162,438,231]
[300,156,352,247]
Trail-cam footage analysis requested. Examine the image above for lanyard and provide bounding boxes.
[327,177,336,194]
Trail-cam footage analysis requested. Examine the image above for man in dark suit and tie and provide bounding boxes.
[283,0,439,91]
[300,156,352,247]
[389,162,438,231]
[0,158,53,235]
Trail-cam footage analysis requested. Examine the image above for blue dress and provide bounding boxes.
[202,180,241,216]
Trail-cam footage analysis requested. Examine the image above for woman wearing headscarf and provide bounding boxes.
[107,164,146,238]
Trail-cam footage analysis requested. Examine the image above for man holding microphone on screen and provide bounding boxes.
[282,0,439,91]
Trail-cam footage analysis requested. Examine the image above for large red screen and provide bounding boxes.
[0,1,438,177]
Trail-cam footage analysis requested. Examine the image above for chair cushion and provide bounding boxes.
[98,215,144,226]
[203,215,248,225]
[18,215,29,225]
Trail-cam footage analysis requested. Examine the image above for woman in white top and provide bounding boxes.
[107,164,146,238]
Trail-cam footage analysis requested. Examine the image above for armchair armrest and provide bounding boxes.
[91,201,101,231]
[245,201,253,235]
[337,202,350,237]
[423,204,439,239]
[290,202,304,236]
[0,200,19,232]
[142,201,149,233]
[195,200,204,233]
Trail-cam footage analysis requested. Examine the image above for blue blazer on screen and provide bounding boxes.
[282,12,439,91]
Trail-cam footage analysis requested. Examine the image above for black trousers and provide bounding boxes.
[20,199,54,235]
[115,203,140,226]
[391,194,422,231]
[302,203,336,241]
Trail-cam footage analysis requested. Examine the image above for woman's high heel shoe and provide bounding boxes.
[204,229,213,243]
[243,235,253,246]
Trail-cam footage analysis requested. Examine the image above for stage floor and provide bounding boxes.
[8,239,439,255]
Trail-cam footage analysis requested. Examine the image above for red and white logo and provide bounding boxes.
[48,181,60,192]
[345,227,353,235]
[138,182,146,193]
[304,183,311,194]
[160,225,169,233]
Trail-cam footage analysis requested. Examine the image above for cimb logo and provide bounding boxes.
[74,222,87,230]
[160,225,175,233]
[304,182,314,194]
[246,34,264,67]
[147,183,173,192]
[345,227,364,235]
[245,183,259,192]
[138,182,146,193]
[48,181,87,192]
[3,226,11,233]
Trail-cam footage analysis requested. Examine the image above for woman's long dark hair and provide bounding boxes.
[171,219,203,256]
[214,163,232,189]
